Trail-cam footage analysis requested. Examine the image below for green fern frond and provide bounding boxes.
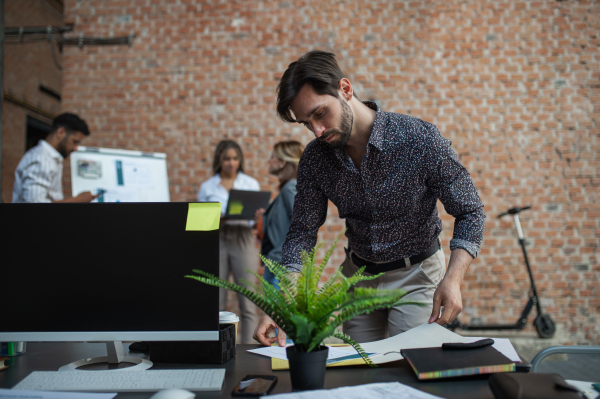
[186,231,425,354]
[314,230,343,284]
[185,271,295,336]
[260,255,297,303]
[316,267,342,295]
[332,330,377,367]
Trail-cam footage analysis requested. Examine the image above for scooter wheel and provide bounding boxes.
[534,314,556,338]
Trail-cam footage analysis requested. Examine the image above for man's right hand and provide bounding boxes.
[54,191,99,203]
[73,191,98,203]
[253,314,286,347]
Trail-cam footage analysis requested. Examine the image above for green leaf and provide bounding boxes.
[186,231,425,354]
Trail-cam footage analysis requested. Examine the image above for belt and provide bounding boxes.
[348,240,440,274]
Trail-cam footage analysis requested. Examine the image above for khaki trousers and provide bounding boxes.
[341,244,446,342]
[219,225,260,344]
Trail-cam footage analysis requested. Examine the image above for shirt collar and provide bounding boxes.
[39,140,64,161]
[363,101,386,151]
[327,100,385,161]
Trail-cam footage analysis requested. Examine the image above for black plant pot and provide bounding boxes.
[286,345,329,391]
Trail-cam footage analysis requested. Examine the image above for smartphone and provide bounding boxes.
[232,375,278,396]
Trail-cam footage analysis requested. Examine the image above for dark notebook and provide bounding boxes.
[401,345,515,380]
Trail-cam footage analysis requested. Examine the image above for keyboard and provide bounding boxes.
[13,369,226,392]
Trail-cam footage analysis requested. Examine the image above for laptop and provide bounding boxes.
[225,189,272,220]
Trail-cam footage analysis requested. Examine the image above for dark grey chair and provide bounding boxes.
[531,345,600,383]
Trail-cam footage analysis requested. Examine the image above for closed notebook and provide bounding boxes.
[401,345,515,380]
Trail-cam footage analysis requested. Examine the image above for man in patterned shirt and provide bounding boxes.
[13,113,97,203]
[254,51,485,346]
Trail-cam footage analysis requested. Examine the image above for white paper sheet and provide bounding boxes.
[565,380,600,399]
[248,345,369,361]
[0,389,116,399]
[348,322,469,364]
[250,323,523,366]
[264,382,443,399]
[122,163,153,188]
[463,337,521,362]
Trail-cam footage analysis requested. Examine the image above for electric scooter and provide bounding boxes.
[446,206,556,338]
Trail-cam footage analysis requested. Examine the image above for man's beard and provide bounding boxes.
[320,98,353,149]
[56,137,69,158]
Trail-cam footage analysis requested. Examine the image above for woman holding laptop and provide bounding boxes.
[197,139,260,344]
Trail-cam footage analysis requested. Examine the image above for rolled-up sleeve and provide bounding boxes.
[424,125,485,258]
[281,151,329,271]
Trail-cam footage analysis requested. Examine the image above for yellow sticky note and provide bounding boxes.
[186,203,221,231]
[271,344,363,370]
[229,200,244,215]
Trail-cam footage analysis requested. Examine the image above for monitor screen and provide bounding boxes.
[0,202,220,342]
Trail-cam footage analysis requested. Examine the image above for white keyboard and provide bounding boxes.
[13,369,226,392]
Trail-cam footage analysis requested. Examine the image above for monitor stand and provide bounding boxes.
[59,341,153,371]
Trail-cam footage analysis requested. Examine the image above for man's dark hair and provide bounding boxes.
[212,139,245,174]
[51,112,90,136]
[276,50,346,123]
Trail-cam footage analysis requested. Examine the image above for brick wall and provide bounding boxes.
[1,0,63,202]
[62,0,599,344]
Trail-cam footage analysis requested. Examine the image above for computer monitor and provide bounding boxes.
[0,202,220,371]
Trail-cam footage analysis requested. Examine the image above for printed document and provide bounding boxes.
[264,382,443,399]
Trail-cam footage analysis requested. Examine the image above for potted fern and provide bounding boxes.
[186,233,422,390]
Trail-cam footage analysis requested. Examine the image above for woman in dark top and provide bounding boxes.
[256,141,305,288]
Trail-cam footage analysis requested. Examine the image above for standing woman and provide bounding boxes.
[197,140,260,344]
[256,141,305,289]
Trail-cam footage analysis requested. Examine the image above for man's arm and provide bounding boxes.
[279,147,329,269]
[423,123,485,324]
[254,148,328,346]
[52,192,97,203]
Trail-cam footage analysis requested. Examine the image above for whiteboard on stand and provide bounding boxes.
[70,146,170,202]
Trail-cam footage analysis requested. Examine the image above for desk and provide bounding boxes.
[0,343,498,398]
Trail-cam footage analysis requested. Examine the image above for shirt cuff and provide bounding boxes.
[284,264,302,273]
[449,238,480,259]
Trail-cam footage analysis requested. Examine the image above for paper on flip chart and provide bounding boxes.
[248,345,370,361]
[263,382,443,399]
[0,389,116,399]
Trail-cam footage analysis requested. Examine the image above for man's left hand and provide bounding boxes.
[428,247,473,325]
[429,278,462,325]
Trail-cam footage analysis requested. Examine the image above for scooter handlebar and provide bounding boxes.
[497,205,532,218]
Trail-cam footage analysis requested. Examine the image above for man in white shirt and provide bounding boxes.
[12,113,97,203]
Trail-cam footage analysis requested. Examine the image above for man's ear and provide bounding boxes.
[338,78,353,101]
[54,127,67,141]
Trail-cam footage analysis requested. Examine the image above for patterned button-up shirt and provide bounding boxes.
[12,140,64,203]
[281,102,485,271]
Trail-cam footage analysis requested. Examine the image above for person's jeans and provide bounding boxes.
[262,265,280,290]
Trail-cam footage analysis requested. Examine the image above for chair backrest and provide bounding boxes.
[530,345,600,382]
